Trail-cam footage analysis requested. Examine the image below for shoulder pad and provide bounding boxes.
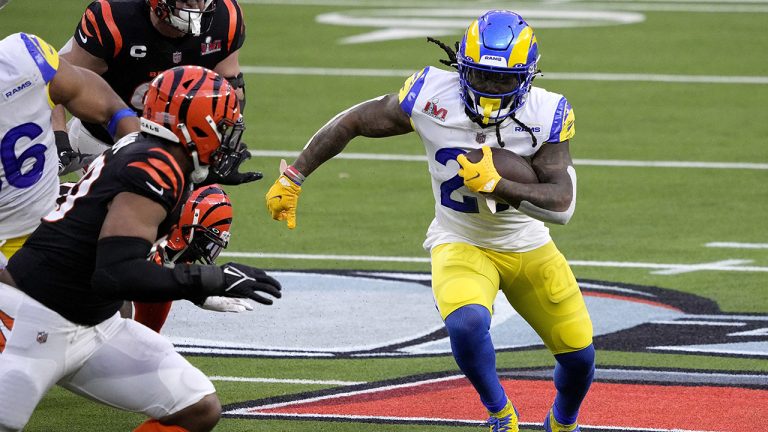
[398,67,430,117]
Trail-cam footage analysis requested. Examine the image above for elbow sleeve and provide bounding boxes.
[92,236,224,302]
[517,166,577,225]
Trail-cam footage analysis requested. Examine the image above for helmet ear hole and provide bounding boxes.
[192,126,209,138]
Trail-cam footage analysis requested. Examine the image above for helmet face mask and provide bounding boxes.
[209,117,245,178]
[457,10,540,125]
[148,0,216,36]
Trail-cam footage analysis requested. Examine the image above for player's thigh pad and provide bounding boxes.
[431,243,500,319]
[0,289,87,431]
[498,242,593,354]
[67,117,111,156]
[61,317,215,419]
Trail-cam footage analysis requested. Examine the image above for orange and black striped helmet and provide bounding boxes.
[162,184,232,264]
[142,65,244,179]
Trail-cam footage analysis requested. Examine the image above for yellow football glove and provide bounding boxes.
[456,145,502,193]
[265,161,303,229]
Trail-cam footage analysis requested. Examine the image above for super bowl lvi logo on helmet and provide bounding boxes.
[457,10,541,126]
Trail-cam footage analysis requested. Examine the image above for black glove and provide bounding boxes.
[201,143,263,186]
[218,262,281,305]
[55,131,96,175]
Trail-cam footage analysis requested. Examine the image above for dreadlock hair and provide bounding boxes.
[426,37,539,148]
[427,37,459,70]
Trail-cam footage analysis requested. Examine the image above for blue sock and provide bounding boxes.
[444,304,507,413]
[553,344,595,425]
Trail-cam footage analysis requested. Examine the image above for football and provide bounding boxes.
[464,147,538,184]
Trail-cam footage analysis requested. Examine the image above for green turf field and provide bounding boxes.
[2,1,767,431]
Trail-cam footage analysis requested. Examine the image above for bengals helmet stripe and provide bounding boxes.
[142,66,243,177]
[96,0,123,56]
[192,186,233,228]
[177,71,212,130]
[163,184,233,265]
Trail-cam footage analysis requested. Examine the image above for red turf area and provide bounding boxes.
[256,376,768,431]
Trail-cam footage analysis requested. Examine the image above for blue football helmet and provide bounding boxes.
[457,10,540,125]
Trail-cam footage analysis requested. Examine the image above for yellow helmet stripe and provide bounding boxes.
[464,20,481,62]
[508,26,533,67]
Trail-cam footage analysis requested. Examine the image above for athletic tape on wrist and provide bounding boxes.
[283,165,305,185]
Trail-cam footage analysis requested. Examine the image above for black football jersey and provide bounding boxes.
[74,0,245,142]
[6,133,190,325]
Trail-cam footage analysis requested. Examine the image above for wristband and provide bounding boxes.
[107,108,137,138]
[283,165,305,186]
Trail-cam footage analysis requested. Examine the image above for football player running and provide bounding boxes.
[52,0,257,186]
[0,33,138,271]
[0,66,281,432]
[266,10,592,432]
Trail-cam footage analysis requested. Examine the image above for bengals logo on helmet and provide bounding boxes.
[141,65,245,181]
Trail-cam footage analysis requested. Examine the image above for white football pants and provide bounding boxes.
[0,283,215,431]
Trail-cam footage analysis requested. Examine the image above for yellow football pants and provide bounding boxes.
[431,241,593,354]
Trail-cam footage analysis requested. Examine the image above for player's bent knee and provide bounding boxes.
[156,394,221,432]
[550,315,593,354]
[444,304,491,338]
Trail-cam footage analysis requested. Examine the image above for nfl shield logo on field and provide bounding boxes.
[36,331,48,344]
[172,51,182,64]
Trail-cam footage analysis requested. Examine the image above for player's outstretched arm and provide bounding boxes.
[265,93,413,229]
[492,141,577,225]
[48,56,138,140]
[93,192,281,304]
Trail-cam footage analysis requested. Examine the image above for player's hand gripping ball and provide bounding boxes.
[458,145,538,194]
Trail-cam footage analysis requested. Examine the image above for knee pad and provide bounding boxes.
[444,304,491,338]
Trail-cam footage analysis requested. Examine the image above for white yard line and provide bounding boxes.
[239,0,768,13]
[241,65,768,85]
[248,150,768,171]
[706,242,768,249]
[209,376,366,386]
[219,252,768,273]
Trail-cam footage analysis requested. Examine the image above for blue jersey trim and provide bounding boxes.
[20,33,58,84]
[547,97,569,143]
[399,67,431,117]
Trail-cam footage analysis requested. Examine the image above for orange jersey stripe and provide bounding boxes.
[148,147,186,206]
[97,0,123,56]
[147,157,179,194]
[128,161,171,190]
[0,309,14,331]
[80,15,94,38]
[222,0,239,51]
[85,9,104,46]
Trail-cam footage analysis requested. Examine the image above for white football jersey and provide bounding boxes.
[0,33,60,240]
[397,67,576,252]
